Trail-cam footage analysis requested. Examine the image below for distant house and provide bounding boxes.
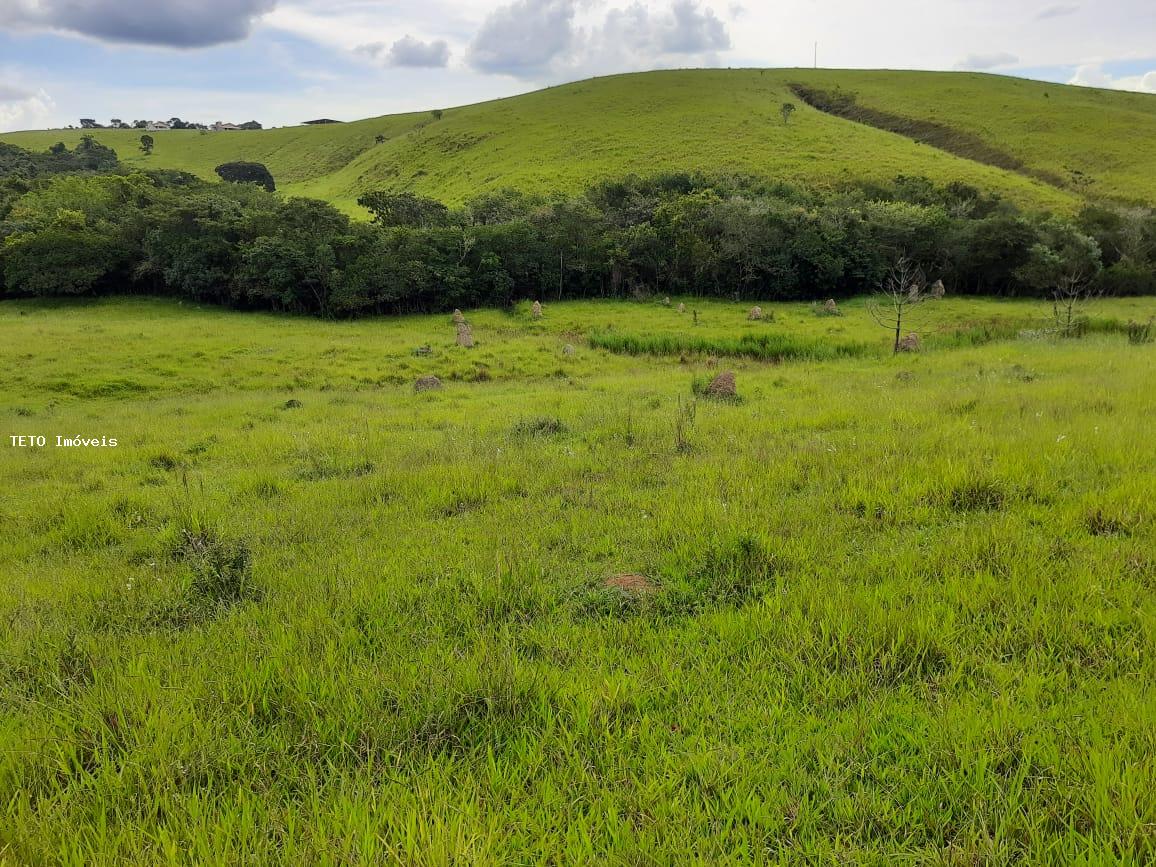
[145,121,171,131]
[303,118,342,125]
[211,122,243,131]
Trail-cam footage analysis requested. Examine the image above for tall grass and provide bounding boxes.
[589,329,872,361]
[1,294,1154,863]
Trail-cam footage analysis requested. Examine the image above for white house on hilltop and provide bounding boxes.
[211,122,242,131]
[145,121,171,131]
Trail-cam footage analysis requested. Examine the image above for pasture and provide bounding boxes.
[14,67,1155,214]
[2,294,1155,863]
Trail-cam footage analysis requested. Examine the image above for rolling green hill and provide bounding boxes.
[4,69,1155,216]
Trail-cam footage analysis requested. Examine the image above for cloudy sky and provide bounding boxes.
[1,0,1154,131]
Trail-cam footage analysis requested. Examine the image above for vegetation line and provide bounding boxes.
[789,83,1068,191]
[589,331,873,362]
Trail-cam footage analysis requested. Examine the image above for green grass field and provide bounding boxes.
[2,294,1155,863]
[7,69,1156,215]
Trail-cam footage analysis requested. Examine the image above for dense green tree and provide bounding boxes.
[2,214,128,294]
[1015,219,1102,294]
[357,191,448,228]
[214,161,276,192]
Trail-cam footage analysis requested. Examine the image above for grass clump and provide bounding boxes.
[296,454,375,481]
[510,416,567,439]
[1126,318,1154,344]
[1085,509,1134,537]
[578,535,780,620]
[670,534,780,611]
[947,479,1007,513]
[148,452,180,471]
[172,527,258,608]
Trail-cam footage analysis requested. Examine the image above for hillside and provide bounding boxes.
[4,69,1156,216]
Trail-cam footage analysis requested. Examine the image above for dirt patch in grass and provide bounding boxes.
[603,573,657,594]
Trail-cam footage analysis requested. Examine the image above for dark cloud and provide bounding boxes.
[955,51,1019,70]
[467,0,577,77]
[1,0,277,48]
[1036,4,1079,19]
[661,0,729,53]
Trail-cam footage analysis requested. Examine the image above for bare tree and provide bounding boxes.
[867,257,928,353]
[1051,267,1100,337]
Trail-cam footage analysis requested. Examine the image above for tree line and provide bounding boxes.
[1,140,1154,317]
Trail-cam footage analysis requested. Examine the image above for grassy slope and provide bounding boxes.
[12,68,1156,215]
[790,69,1156,205]
[2,295,1156,862]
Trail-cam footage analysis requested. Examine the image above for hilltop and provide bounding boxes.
[3,68,1156,216]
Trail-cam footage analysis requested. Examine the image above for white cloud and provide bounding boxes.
[0,83,55,131]
[358,35,452,67]
[467,0,577,77]
[467,0,733,80]
[661,0,730,53]
[1069,62,1156,93]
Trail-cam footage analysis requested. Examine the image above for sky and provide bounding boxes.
[1,0,1154,131]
